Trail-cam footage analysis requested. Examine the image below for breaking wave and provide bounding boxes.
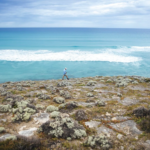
[0,49,142,62]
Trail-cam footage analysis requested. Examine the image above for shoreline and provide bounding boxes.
[1,75,150,84]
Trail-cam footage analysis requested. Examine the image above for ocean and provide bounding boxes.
[0,28,150,83]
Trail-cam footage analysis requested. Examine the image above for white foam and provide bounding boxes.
[105,46,150,53]
[0,49,141,62]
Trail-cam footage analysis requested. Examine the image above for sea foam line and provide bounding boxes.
[0,50,141,62]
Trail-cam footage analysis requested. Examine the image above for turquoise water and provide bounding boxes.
[0,28,150,83]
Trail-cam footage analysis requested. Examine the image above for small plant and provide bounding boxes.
[0,136,43,150]
[139,116,150,132]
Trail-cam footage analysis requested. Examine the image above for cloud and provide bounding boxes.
[0,0,150,28]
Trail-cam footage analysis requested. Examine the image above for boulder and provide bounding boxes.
[38,116,86,139]
[75,110,88,121]
[46,105,59,113]
[53,97,65,104]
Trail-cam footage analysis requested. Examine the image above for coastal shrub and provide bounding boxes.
[139,116,150,133]
[0,136,43,150]
[133,107,149,117]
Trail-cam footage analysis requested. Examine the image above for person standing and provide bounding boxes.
[62,68,69,80]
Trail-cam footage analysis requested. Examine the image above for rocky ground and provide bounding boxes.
[0,76,150,150]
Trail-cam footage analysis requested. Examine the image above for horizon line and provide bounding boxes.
[0,27,150,29]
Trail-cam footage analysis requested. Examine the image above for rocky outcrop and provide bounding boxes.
[38,116,86,139]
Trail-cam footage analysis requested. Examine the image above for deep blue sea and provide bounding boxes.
[0,28,150,83]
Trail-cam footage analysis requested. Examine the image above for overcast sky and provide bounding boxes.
[0,0,150,28]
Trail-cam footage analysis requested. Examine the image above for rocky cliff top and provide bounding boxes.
[0,76,150,150]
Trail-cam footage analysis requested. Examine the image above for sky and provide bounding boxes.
[0,0,150,28]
